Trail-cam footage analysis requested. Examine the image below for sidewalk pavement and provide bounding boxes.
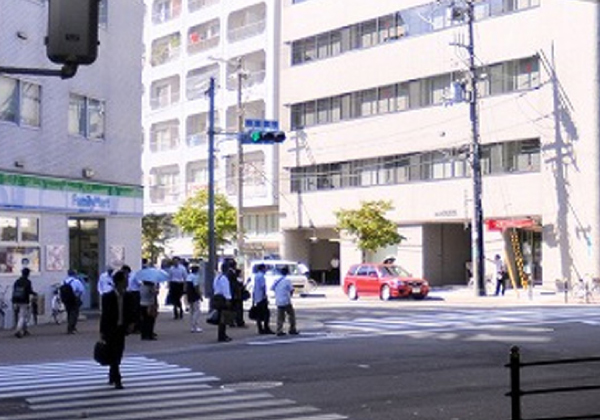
[0,285,589,365]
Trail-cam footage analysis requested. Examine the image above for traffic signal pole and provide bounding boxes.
[235,58,246,266]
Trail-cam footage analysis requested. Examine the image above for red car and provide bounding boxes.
[343,263,430,300]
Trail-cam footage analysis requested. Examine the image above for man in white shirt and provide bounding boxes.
[63,269,85,334]
[213,261,233,342]
[97,266,114,295]
[168,257,187,320]
[494,254,508,296]
[271,266,298,336]
[252,264,274,335]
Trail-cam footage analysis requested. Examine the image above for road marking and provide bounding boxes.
[0,357,347,420]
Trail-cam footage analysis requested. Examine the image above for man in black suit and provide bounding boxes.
[100,268,136,389]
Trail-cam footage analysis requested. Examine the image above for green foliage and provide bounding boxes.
[335,200,405,256]
[142,213,175,264]
[173,189,237,257]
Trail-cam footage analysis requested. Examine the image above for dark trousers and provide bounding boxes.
[140,305,156,339]
[255,299,272,333]
[66,300,80,333]
[106,325,126,385]
[232,298,245,326]
[495,278,506,295]
[169,282,184,319]
[129,291,141,332]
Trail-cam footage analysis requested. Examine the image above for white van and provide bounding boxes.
[246,259,307,297]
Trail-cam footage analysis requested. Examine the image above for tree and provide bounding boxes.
[335,200,405,261]
[142,213,175,264]
[173,189,237,257]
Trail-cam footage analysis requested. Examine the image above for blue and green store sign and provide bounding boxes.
[0,171,143,216]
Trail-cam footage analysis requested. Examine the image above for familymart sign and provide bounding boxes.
[0,172,143,216]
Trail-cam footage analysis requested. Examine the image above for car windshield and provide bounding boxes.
[380,265,411,277]
[266,263,300,275]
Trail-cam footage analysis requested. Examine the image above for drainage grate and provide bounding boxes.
[0,398,32,415]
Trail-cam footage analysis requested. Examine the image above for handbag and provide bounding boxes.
[241,288,251,301]
[93,340,110,366]
[206,309,220,325]
[248,305,260,321]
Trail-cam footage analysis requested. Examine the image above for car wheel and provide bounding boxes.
[348,285,358,300]
[380,285,391,301]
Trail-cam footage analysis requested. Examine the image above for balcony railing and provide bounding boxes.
[188,0,219,13]
[186,133,207,147]
[149,185,180,204]
[150,44,180,66]
[150,90,180,110]
[187,36,219,55]
[226,69,266,91]
[227,20,266,43]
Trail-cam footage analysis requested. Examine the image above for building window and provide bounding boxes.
[68,94,105,140]
[0,76,41,127]
[290,0,539,66]
[0,214,40,274]
[289,56,540,130]
[290,139,540,193]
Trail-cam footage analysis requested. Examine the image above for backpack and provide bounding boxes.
[59,280,76,306]
[12,278,27,302]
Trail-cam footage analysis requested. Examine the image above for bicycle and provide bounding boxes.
[50,283,66,324]
[468,276,495,295]
[302,277,318,294]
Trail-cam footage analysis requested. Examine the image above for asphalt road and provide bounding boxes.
[1,288,600,420]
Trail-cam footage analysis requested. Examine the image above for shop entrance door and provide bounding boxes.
[68,218,101,308]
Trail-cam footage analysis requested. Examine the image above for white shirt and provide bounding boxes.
[97,271,114,295]
[127,271,141,292]
[213,274,232,300]
[65,276,85,298]
[271,275,293,306]
[169,264,188,282]
[252,271,267,303]
[298,263,309,275]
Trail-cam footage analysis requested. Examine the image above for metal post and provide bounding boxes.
[206,77,216,297]
[235,58,245,267]
[466,0,486,296]
[509,346,522,420]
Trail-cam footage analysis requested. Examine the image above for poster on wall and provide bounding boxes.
[109,245,125,268]
[46,245,66,271]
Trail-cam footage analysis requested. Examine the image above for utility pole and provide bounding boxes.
[235,58,246,267]
[465,0,486,296]
[206,77,216,296]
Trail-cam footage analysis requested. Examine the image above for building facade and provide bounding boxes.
[0,0,144,321]
[279,0,597,289]
[142,0,283,262]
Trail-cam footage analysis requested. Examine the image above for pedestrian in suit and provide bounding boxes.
[100,269,136,389]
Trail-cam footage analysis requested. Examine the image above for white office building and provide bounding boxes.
[279,0,595,289]
[0,0,144,319]
[142,0,283,261]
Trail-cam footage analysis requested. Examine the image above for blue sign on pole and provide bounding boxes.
[244,119,279,131]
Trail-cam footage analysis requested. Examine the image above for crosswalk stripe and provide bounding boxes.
[0,376,219,399]
[28,383,217,403]
[0,357,347,420]
[32,391,275,412]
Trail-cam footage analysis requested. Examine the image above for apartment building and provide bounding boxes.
[0,0,144,318]
[279,0,596,288]
[142,0,283,261]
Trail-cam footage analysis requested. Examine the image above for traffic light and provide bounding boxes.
[46,0,100,65]
[242,130,286,145]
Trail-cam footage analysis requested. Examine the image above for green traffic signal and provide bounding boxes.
[242,130,286,144]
